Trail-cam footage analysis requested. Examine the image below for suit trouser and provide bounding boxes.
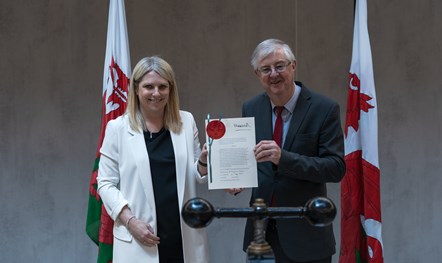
[266,220,332,263]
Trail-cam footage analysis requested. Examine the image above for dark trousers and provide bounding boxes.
[266,220,332,263]
[158,243,184,263]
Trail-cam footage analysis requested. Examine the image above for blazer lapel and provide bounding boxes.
[127,125,156,204]
[283,85,312,150]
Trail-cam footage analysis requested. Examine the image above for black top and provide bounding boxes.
[144,129,183,255]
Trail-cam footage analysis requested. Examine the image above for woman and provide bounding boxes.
[97,56,209,263]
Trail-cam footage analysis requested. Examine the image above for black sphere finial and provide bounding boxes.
[181,198,215,228]
[304,197,336,226]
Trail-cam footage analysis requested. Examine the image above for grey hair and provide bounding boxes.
[250,39,296,70]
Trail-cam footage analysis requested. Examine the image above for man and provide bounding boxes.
[231,39,345,263]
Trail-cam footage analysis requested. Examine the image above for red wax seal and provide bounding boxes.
[206,120,226,139]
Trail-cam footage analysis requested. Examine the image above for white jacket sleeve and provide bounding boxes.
[188,112,207,184]
[96,120,128,221]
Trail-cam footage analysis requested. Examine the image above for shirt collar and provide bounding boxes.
[271,83,301,114]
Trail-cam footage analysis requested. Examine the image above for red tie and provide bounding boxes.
[273,106,284,147]
[271,106,284,207]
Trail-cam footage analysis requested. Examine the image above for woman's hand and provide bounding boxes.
[119,206,160,247]
[199,143,208,163]
[198,143,208,175]
[127,218,160,247]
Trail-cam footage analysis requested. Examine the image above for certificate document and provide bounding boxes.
[205,117,258,190]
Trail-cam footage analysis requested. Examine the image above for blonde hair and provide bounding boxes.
[126,56,182,133]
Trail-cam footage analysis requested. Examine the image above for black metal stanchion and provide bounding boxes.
[245,198,274,262]
[181,197,336,263]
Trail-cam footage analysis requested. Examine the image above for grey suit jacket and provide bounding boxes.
[242,81,345,261]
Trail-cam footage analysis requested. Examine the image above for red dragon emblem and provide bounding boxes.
[345,73,374,137]
[89,56,130,202]
[105,56,129,115]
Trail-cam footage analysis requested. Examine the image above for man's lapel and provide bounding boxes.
[283,86,312,150]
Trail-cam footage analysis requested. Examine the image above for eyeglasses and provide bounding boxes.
[257,61,292,76]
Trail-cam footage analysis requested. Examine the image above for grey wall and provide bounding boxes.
[0,0,441,262]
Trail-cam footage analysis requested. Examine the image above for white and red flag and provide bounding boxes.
[86,0,131,262]
[339,0,384,262]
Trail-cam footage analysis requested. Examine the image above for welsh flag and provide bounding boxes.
[339,0,384,262]
[85,0,131,262]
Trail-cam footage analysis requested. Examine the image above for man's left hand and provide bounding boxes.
[254,140,281,165]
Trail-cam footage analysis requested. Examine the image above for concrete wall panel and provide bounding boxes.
[0,0,441,262]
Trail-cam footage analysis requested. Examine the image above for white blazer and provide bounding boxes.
[97,111,209,263]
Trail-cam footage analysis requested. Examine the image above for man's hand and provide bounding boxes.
[254,140,281,165]
[224,188,244,195]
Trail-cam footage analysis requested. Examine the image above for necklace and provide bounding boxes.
[137,111,164,139]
